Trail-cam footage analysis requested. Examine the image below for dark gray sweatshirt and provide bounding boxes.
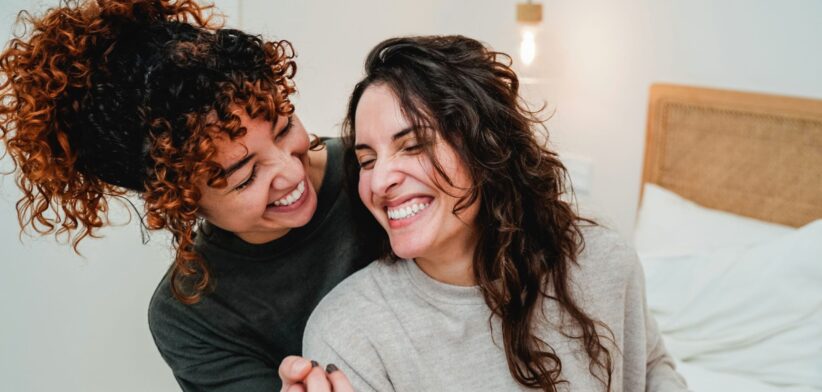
[149,138,375,391]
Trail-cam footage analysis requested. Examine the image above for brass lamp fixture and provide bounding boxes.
[516,0,543,66]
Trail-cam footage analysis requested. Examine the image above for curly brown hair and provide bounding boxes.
[0,0,297,303]
[343,36,615,391]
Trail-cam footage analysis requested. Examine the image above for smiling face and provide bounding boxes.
[354,84,480,264]
[196,110,318,244]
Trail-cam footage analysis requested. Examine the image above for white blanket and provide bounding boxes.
[642,220,822,390]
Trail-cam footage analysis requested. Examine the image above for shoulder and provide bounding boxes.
[147,270,197,364]
[305,262,393,328]
[303,261,405,344]
[148,271,175,331]
[147,271,190,344]
[572,224,643,295]
[147,269,213,351]
[578,224,640,274]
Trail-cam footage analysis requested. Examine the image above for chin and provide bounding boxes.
[287,206,316,229]
[388,236,429,260]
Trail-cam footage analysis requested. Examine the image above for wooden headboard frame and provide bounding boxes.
[642,84,822,227]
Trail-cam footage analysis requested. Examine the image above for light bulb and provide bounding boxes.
[520,29,537,66]
[516,1,542,68]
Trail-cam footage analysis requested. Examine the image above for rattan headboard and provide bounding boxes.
[642,84,822,227]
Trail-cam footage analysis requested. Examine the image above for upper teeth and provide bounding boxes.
[273,181,305,206]
[387,202,429,220]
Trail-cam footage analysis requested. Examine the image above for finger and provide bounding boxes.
[284,384,306,392]
[326,364,354,392]
[279,356,312,387]
[304,362,332,392]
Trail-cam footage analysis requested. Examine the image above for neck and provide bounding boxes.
[414,234,478,287]
[236,227,290,244]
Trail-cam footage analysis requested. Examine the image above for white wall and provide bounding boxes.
[240,0,441,136]
[535,0,822,234]
[1,1,820,391]
[0,2,228,391]
[248,0,822,236]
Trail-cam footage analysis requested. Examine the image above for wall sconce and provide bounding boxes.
[516,0,543,67]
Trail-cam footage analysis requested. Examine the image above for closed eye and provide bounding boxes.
[358,158,376,170]
[274,116,293,141]
[234,164,257,191]
[403,144,422,153]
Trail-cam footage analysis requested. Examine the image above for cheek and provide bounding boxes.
[293,131,310,155]
[434,147,473,192]
[288,122,311,155]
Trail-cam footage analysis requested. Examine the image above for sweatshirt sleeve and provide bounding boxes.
[148,290,279,392]
[302,304,393,392]
[624,246,690,391]
[643,300,690,391]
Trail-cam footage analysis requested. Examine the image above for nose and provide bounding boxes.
[268,151,304,191]
[370,156,404,196]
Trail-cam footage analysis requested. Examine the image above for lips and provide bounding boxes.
[269,180,306,207]
[382,194,433,208]
[387,201,430,220]
[381,195,434,229]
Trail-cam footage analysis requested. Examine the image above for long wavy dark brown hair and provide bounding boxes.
[0,0,297,304]
[342,36,615,391]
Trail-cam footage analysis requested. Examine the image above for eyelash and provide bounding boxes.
[358,143,423,170]
[232,118,291,191]
[234,164,257,191]
[275,116,293,141]
[358,159,375,170]
[403,144,422,153]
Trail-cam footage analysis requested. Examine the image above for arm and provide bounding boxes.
[299,289,398,392]
[149,296,280,392]
[170,353,279,392]
[302,324,391,392]
[626,249,690,391]
[643,305,690,391]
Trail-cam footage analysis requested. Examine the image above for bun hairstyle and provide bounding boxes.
[0,0,297,303]
[343,36,614,391]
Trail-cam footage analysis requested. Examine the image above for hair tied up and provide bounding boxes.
[94,0,215,31]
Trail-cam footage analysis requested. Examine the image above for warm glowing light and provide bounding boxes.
[520,30,536,66]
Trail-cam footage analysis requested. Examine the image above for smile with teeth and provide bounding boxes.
[272,181,305,207]
[387,201,430,220]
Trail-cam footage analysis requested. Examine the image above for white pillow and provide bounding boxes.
[643,220,822,389]
[634,183,794,258]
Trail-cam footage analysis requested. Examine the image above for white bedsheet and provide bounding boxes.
[635,184,822,391]
[675,359,819,392]
[643,221,822,390]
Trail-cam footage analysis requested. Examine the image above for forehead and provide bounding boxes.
[209,111,272,165]
[354,84,410,141]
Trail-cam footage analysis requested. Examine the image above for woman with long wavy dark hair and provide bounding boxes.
[302,35,688,391]
[0,0,370,390]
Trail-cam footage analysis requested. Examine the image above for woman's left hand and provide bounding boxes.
[279,355,354,392]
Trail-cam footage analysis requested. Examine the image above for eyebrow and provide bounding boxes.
[354,127,415,151]
[223,153,256,179]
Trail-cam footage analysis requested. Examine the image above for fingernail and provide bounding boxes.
[326,364,339,373]
[311,360,319,368]
[292,358,310,373]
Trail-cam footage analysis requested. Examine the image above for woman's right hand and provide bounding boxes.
[279,355,354,392]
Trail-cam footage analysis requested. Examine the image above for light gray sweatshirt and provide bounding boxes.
[303,226,689,391]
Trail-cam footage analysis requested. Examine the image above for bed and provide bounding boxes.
[634,84,822,391]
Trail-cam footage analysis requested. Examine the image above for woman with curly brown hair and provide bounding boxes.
[301,36,689,391]
[0,0,372,390]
